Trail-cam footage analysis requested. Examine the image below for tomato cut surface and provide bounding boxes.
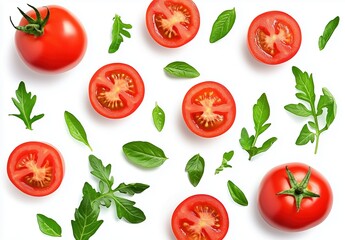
[258,162,333,231]
[7,141,64,197]
[171,194,229,240]
[13,5,87,73]
[89,63,145,119]
[182,81,236,138]
[146,0,200,48]
[247,11,301,65]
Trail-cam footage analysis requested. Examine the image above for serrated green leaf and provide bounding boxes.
[296,124,315,145]
[9,81,44,130]
[284,103,312,117]
[292,66,315,104]
[185,154,205,187]
[210,8,236,43]
[319,16,339,50]
[227,180,248,206]
[37,214,62,237]
[108,14,132,53]
[164,61,200,78]
[64,111,92,151]
[239,128,253,150]
[122,141,168,168]
[89,155,114,189]
[215,150,234,175]
[115,183,150,196]
[152,102,165,132]
[112,196,146,223]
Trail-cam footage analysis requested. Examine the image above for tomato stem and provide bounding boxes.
[10,4,50,37]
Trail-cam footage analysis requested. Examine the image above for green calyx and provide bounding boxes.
[10,4,50,37]
[277,166,320,212]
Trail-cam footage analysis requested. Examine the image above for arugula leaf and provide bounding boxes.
[112,196,146,223]
[227,180,248,206]
[239,93,277,160]
[122,141,168,168]
[115,183,150,196]
[319,16,339,50]
[152,102,165,132]
[185,154,205,187]
[64,111,92,151]
[108,14,132,53]
[210,8,236,43]
[215,150,234,175]
[37,214,62,237]
[164,61,200,78]
[284,66,337,154]
[71,183,103,240]
[9,81,44,130]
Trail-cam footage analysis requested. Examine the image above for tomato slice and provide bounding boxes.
[7,141,64,197]
[89,63,145,119]
[171,194,229,240]
[182,81,236,138]
[146,0,200,48]
[247,11,302,64]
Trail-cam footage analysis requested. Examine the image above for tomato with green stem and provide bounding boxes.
[146,0,200,48]
[89,63,145,119]
[10,4,87,73]
[171,194,229,240]
[7,141,64,197]
[258,162,333,231]
[247,11,301,65]
[182,81,236,138]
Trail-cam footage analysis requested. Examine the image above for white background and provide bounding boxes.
[1,0,344,239]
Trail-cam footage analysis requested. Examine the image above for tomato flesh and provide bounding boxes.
[172,194,229,240]
[89,63,145,119]
[182,81,236,138]
[146,0,200,48]
[7,142,64,197]
[14,5,87,73]
[247,11,301,64]
[258,162,333,231]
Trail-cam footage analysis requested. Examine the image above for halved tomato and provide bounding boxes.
[7,141,64,197]
[89,63,145,119]
[171,194,229,240]
[146,0,200,48]
[247,11,302,65]
[182,81,236,138]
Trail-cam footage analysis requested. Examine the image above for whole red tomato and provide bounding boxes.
[11,4,87,73]
[258,162,333,231]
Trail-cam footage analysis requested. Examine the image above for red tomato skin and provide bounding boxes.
[247,11,301,65]
[258,162,333,231]
[182,81,236,138]
[7,141,65,197]
[14,5,87,73]
[89,63,145,119]
[171,194,229,240]
[146,0,200,48]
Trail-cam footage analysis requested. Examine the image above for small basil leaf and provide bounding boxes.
[37,214,62,237]
[64,111,92,151]
[122,141,168,168]
[164,61,200,78]
[227,180,248,206]
[185,154,205,187]
[319,16,339,50]
[210,8,236,43]
[152,102,165,132]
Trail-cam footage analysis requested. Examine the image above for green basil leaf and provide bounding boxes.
[164,61,200,78]
[123,141,168,168]
[239,128,254,151]
[296,124,315,145]
[64,111,92,151]
[227,180,248,206]
[253,93,270,135]
[319,16,339,50]
[210,8,236,43]
[37,214,62,237]
[152,102,165,132]
[185,154,205,187]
